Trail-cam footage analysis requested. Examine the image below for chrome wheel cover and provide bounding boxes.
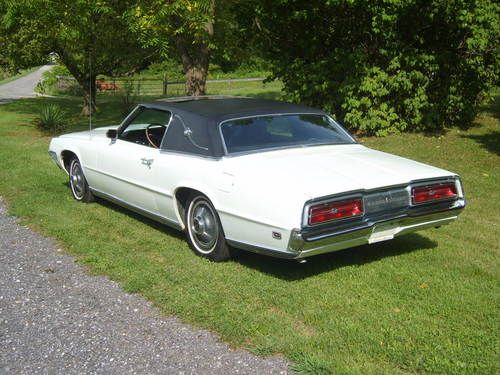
[188,199,219,254]
[70,161,85,200]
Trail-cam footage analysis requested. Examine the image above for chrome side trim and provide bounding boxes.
[226,239,299,259]
[90,188,182,230]
[48,151,63,170]
[85,166,173,198]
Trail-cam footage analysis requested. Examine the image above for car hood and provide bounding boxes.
[59,125,119,140]
[222,144,456,199]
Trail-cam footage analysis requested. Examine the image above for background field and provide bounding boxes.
[0,89,498,374]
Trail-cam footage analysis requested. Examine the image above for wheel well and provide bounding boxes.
[61,150,77,173]
[175,187,205,227]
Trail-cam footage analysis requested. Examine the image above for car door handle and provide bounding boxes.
[141,158,154,169]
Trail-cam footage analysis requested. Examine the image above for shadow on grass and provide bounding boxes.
[63,177,437,279]
[59,182,184,241]
[232,233,437,281]
[64,180,437,279]
[462,130,500,156]
[479,92,500,120]
[93,196,185,240]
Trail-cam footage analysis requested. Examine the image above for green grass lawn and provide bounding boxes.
[0,91,498,374]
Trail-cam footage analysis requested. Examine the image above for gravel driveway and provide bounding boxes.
[0,65,53,100]
[0,198,290,374]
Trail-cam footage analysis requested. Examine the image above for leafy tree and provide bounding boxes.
[252,0,499,135]
[1,0,152,114]
[129,0,216,95]
[130,0,255,95]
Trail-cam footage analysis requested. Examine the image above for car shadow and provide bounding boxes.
[60,182,185,240]
[94,197,185,240]
[63,182,437,278]
[231,233,437,281]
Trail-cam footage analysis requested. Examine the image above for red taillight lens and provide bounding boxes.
[412,183,457,204]
[309,198,363,225]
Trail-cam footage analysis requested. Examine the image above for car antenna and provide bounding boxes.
[88,11,94,139]
[89,53,92,138]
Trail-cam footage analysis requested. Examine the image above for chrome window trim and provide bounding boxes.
[118,105,173,146]
[159,149,222,160]
[158,111,174,147]
[218,113,357,157]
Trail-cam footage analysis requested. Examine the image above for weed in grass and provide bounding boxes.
[35,104,66,134]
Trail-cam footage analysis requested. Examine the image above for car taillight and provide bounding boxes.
[309,198,363,225]
[412,183,457,204]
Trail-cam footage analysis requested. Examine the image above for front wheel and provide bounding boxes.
[69,157,94,202]
[185,194,231,261]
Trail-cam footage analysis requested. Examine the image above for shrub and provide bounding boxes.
[35,65,83,96]
[36,104,66,133]
[254,0,500,135]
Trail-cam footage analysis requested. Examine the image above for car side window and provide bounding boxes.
[119,108,171,148]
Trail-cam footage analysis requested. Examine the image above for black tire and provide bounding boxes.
[68,157,94,203]
[185,194,231,261]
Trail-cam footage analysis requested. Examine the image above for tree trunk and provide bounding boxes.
[56,51,97,116]
[182,45,210,96]
[177,0,214,97]
[80,76,97,116]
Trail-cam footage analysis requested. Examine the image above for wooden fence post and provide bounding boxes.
[163,73,167,96]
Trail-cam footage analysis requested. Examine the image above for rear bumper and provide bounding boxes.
[288,200,465,259]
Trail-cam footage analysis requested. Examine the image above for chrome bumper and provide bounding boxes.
[288,202,465,259]
[48,150,63,169]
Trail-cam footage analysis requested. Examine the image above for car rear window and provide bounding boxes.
[220,114,355,154]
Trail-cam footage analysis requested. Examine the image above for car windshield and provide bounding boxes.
[220,114,355,154]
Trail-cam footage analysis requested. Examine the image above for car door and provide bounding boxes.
[96,106,171,214]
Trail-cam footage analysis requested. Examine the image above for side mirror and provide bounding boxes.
[106,129,117,139]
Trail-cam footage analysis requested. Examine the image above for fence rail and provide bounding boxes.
[55,75,267,96]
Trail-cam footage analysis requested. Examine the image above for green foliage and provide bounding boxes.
[36,65,83,96]
[1,0,154,113]
[119,80,139,116]
[128,0,261,94]
[36,104,66,133]
[253,0,500,135]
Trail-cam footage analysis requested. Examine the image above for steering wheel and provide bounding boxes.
[145,123,166,148]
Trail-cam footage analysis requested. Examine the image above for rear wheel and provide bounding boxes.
[185,194,231,261]
[69,157,94,203]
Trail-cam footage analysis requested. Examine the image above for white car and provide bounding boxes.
[49,96,465,261]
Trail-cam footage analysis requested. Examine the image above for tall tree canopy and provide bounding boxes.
[129,0,249,96]
[253,0,499,135]
[1,0,153,114]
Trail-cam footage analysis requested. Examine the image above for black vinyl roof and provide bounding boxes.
[137,96,326,158]
[146,96,325,123]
